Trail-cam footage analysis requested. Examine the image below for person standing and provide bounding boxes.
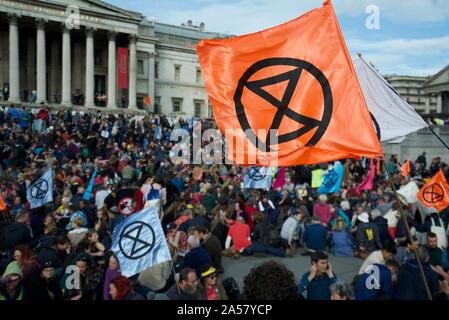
[298,252,337,300]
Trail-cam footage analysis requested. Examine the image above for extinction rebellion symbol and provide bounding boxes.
[423,183,445,204]
[234,57,333,152]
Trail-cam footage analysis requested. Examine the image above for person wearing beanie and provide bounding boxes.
[0,261,24,300]
[24,261,63,301]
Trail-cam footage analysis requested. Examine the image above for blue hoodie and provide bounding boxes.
[355,263,393,300]
[395,259,439,300]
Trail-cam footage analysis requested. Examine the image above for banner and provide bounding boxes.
[197,0,382,166]
[111,206,171,277]
[417,169,449,212]
[317,161,344,194]
[117,47,128,89]
[243,167,273,189]
[26,168,53,209]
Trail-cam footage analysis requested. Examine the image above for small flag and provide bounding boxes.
[434,118,445,126]
[317,161,344,194]
[272,167,287,189]
[417,169,449,212]
[243,167,273,189]
[397,181,420,204]
[83,169,97,201]
[401,160,410,177]
[26,168,53,209]
[144,96,151,107]
[111,206,171,277]
[311,169,324,189]
[356,159,375,194]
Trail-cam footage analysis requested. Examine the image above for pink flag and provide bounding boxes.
[273,167,287,189]
[356,159,375,195]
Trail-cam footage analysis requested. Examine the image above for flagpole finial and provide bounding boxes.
[357,52,362,58]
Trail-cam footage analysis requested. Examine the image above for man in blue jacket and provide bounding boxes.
[298,251,337,300]
[355,260,399,300]
[302,216,328,255]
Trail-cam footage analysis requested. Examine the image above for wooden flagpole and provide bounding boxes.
[382,162,433,300]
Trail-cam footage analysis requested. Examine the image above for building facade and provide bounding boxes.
[422,65,449,114]
[385,75,438,114]
[0,0,224,117]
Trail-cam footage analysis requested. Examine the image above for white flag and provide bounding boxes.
[26,168,53,209]
[243,167,273,190]
[354,56,428,143]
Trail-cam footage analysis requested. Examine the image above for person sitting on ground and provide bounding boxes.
[194,265,228,300]
[243,260,298,300]
[109,276,145,300]
[182,235,212,277]
[302,216,328,256]
[245,213,286,258]
[313,194,332,227]
[165,268,199,300]
[371,209,395,248]
[223,216,251,259]
[354,211,382,259]
[330,218,354,257]
[330,281,353,300]
[355,260,400,300]
[192,226,224,274]
[298,251,337,300]
[103,254,121,300]
[359,241,397,274]
[280,209,305,256]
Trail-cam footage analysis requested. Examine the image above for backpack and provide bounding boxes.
[266,224,281,247]
[222,277,240,300]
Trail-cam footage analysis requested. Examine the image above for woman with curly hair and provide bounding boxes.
[243,260,298,300]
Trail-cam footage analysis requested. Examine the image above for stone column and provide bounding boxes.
[8,14,20,103]
[437,93,443,113]
[26,36,36,101]
[85,28,95,108]
[128,34,137,109]
[107,31,117,109]
[36,19,47,104]
[50,40,59,104]
[61,26,72,106]
[148,52,155,111]
[425,95,430,114]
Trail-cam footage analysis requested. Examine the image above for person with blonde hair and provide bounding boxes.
[330,218,354,257]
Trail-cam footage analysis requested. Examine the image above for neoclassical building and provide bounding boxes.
[0,0,225,117]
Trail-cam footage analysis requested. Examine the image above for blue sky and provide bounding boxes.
[107,0,449,77]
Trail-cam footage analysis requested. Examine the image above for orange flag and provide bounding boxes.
[196,0,382,166]
[0,193,6,211]
[417,169,449,212]
[144,96,151,107]
[401,160,410,177]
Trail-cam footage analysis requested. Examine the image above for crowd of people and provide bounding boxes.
[0,104,449,300]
